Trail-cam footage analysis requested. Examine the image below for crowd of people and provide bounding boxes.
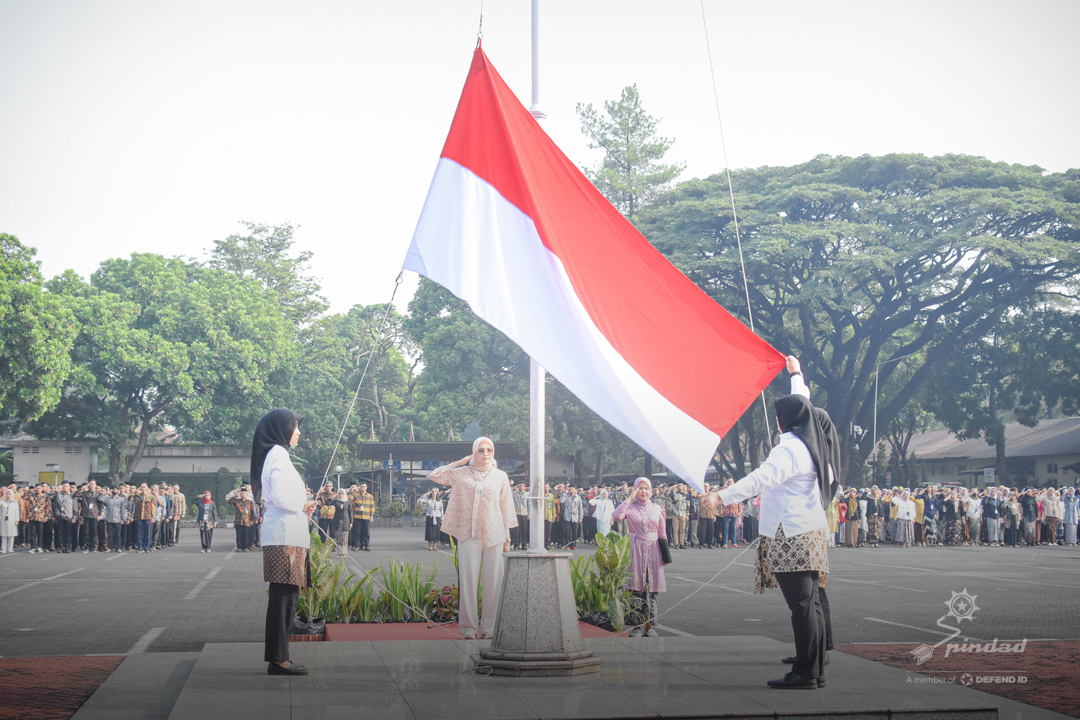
[404,477,1079,553]
[310,480,376,555]
[826,484,1078,548]
[0,480,191,554]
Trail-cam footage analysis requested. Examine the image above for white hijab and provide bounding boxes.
[470,436,496,473]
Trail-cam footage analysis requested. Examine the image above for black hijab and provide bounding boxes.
[774,394,841,509]
[250,408,303,505]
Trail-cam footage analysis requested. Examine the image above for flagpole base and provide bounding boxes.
[478,551,600,677]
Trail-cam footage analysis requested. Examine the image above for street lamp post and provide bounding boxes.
[335,465,343,492]
[872,353,915,485]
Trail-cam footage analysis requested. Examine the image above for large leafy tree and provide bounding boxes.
[31,255,294,485]
[924,306,1080,481]
[280,303,418,479]
[637,154,1080,482]
[404,279,530,444]
[577,84,684,220]
[0,234,76,421]
[184,221,329,445]
[206,222,329,333]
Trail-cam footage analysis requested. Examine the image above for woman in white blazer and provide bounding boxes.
[251,408,317,676]
[1,488,19,553]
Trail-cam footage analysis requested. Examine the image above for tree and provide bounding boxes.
[280,303,418,478]
[404,279,530,444]
[924,306,1080,481]
[0,234,76,421]
[577,85,684,220]
[636,154,1080,482]
[205,222,329,333]
[31,254,294,485]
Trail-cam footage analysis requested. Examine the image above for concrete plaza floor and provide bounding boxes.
[70,635,1071,720]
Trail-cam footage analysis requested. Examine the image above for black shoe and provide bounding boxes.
[362,547,370,551]
[267,662,309,676]
[767,672,819,689]
[782,653,828,666]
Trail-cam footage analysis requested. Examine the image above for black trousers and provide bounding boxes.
[201,526,214,550]
[820,585,833,651]
[774,570,826,681]
[699,518,714,547]
[265,582,299,663]
[83,518,99,551]
[355,519,370,549]
[56,519,72,551]
[28,520,45,549]
[515,515,528,546]
[544,519,551,546]
[107,522,121,550]
[567,521,581,544]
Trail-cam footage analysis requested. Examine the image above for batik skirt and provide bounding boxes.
[263,545,312,588]
[895,519,914,545]
[755,524,830,595]
[944,519,962,546]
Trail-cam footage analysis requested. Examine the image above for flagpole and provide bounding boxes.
[528,0,547,555]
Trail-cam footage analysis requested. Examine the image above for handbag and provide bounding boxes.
[657,537,673,565]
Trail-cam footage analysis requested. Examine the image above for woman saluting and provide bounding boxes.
[716,356,839,690]
[430,437,517,640]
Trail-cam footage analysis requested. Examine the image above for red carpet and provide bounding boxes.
[326,621,616,642]
[0,655,124,720]
[838,641,1080,718]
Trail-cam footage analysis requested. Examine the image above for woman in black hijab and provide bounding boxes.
[716,356,840,690]
[252,408,317,676]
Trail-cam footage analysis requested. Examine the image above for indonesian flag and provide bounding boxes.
[404,47,784,491]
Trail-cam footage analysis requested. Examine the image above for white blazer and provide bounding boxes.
[892,497,916,521]
[718,375,828,538]
[261,445,310,548]
[1,499,19,536]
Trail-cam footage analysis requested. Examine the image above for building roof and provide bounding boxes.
[908,417,1080,461]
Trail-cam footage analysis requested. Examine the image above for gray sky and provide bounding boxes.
[2,0,1077,314]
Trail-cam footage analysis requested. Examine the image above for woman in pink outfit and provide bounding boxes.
[430,437,518,640]
[612,477,667,637]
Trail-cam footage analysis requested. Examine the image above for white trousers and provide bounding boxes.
[457,537,505,637]
[1,536,12,553]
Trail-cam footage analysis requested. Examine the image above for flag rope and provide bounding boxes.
[699,0,774,450]
[318,271,404,488]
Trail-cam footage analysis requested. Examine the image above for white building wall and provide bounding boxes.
[12,441,97,486]
[132,446,249,475]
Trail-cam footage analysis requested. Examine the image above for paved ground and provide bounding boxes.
[1,524,1078,657]
[75,637,1068,720]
